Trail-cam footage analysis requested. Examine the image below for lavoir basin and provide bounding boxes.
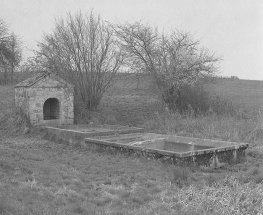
[85,133,249,167]
[43,124,249,167]
[44,124,144,145]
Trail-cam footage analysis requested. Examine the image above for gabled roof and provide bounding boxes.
[15,72,48,87]
[15,72,73,88]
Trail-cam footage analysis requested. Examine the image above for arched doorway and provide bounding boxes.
[43,98,60,120]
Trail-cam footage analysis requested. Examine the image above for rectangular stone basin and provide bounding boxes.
[43,124,249,167]
[85,133,249,166]
[102,135,214,152]
[43,124,144,145]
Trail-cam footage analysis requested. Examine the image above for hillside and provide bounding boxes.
[206,78,263,112]
[0,77,263,214]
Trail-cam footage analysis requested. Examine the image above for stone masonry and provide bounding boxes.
[15,72,74,126]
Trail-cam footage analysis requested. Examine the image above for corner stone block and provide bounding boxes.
[33,108,41,113]
[35,103,42,108]
[30,113,37,121]
[36,114,42,121]
[28,90,37,97]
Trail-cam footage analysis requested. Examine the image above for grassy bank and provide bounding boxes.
[0,132,262,215]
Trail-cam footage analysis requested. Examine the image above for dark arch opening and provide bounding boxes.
[43,98,60,120]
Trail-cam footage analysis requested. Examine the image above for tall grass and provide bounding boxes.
[143,109,263,143]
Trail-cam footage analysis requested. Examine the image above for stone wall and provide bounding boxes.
[27,86,74,125]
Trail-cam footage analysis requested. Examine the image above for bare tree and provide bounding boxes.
[20,50,52,73]
[0,19,22,84]
[114,22,220,112]
[0,19,11,84]
[7,33,22,81]
[38,12,124,111]
[0,19,10,65]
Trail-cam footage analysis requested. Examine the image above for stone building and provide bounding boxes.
[15,72,74,126]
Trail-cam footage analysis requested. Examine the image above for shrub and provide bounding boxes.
[168,80,211,115]
[208,95,237,117]
[0,106,32,134]
[162,79,244,118]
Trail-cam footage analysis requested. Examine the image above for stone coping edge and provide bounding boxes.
[45,125,144,137]
[84,137,249,158]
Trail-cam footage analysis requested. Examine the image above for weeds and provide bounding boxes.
[171,166,191,187]
[143,110,263,143]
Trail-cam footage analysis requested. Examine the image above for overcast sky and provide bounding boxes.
[1,0,263,80]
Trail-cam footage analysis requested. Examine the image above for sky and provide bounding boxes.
[1,0,263,80]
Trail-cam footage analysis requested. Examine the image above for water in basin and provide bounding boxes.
[139,140,214,153]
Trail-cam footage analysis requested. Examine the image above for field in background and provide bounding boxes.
[206,78,263,112]
[3,75,263,129]
[0,76,263,214]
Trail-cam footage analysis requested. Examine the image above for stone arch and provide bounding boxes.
[43,98,60,120]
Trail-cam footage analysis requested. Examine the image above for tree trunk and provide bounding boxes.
[4,66,8,85]
[11,63,14,82]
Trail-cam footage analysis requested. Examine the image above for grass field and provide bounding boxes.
[206,78,263,113]
[0,77,263,214]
